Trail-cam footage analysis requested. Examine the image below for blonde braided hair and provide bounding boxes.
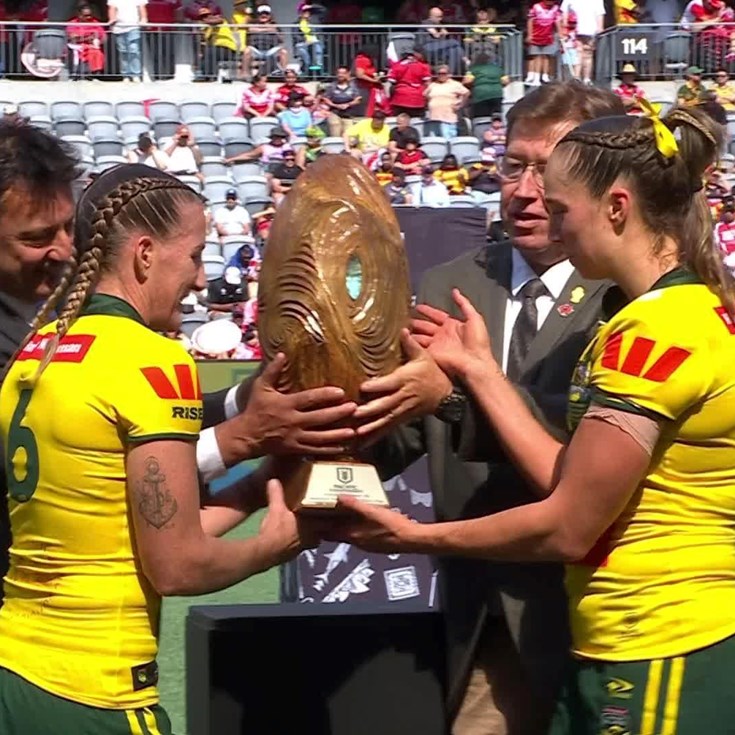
[26,176,201,381]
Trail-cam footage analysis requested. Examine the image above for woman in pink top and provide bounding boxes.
[236,74,277,118]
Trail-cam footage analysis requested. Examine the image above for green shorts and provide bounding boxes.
[549,633,735,735]
[0,666,173,735]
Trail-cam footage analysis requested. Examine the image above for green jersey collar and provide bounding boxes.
[81,293,146,325]
[649,267,703,292]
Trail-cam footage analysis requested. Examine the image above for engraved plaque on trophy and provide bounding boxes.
[257,154,412,513]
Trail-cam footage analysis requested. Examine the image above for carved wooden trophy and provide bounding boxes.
[258,154,412,512]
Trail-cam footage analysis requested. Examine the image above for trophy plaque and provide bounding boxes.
[258,154,412,513]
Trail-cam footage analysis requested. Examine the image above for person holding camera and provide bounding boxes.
[164,125,203,181]
[127,134,168,170]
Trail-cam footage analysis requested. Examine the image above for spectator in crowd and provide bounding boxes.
[715,202,735,271]
[388,50,432,118]
[127,134,168,169]
[190,317,245,358]
[467,147,501,205]
[614,63,645,114]
[345,110,390,166]
[434,152,468,194]
[275,68,309,111]
[252,204,276,245]
[353,46,388,117]
[227,125,292,166]
[394,135,430,175]
[322,66,362,136]
[698,88,728,126]
[375,151,395,185]
[710,68,735,111]
[277,92,313,139]
[145,0,182,80]
[383,168,414,205]
[418,6,464,76]
[560,0,605,85]
[208,264,249,313]
[413,162,451,206]
[184,0,221,22]
[243,4,287,77]
[526,1,562,87]
[388,112,422,155]
[227,240,259,275]
[67,2,106,80]
[1,105,23,125]
[463,52,508,118]
[228,0,252,80]
[482,113,507,156]
[108,0,147,82]
[236,73,277,118]
[615,0,641,23]
[296,125,326,167]
[680,0,733,72]
[425,64,470,138]
[214,188,253,239]
[305,91,330,130]
[238,323,263,360]
[464,6,503,61]
[268,148,303,204]
[678,65,706,107]
[164,124,203,180]
[294,1,325,73]
[198,5,239,81]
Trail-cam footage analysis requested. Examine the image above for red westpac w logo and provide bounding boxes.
[140,364,203,400]
[601,331,691,382]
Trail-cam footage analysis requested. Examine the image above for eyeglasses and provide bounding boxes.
[498,158,546,188]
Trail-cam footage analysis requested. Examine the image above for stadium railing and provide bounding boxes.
[593,22,735,83]
[0,21,523,83]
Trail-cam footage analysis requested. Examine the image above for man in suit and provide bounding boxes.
[0,124,354,602]
[351,81,626,735]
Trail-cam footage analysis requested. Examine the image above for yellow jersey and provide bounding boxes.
[566,269,735,661]
[348,118,391,151]
[0,294,202,709]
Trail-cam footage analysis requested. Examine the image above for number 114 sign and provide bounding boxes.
[617,32,655,59]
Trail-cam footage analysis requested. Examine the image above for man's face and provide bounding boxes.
[717,71,729,85]
[371,118,385,131]
[690,73,701,84]
[226,196,237,209]
[429,8,443,22]
[0,185,75,301]
[337,68,349,83]
[285,71,297,84]
[283,154,296,167]
[500,119,577,268]
[80,7,92,19]
[397,114,410,129]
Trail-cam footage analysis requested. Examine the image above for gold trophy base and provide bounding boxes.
[284,460,390,515]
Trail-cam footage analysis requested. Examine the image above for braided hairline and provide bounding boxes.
[666,108,719,147]
[561,124,654,151]
[30,176,197,381]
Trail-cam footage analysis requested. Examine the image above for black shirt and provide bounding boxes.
[389,125,421,150]
[208,277,246,304]
[270,162,303,185]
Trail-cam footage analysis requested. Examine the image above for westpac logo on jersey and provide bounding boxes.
[17,334,96,363]
[601,332,691,382]
[140,364,203,401]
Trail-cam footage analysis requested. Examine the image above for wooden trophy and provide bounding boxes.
[257,154,412,513]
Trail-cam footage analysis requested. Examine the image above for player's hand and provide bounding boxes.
[227,353,358,459]
[322,495,420,553]
[353,329,452,444]
[257,479,323,566]
[412,289,494,379]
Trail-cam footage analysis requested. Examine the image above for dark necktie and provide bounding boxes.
[506,278,548,383]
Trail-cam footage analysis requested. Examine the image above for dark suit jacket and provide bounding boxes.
[371,241,618,718]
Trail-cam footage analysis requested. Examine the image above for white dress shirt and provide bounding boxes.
[196,385,241,483]
[500,249,575,373]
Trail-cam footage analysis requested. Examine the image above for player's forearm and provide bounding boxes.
[461,359,565,496]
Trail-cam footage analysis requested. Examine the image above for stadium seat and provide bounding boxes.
[116,100,146,119]
[448,195,477,207]
[501,100,515,121]
[231,161,264,179]
[197,137,224,158]
[321,136,345,154]
[222,236,254,263]
[154,119,180,140]
[236,175,269,201]
[208,199,227,215]
[176,175,203,193]
[181,312,208,338]
[387,32,416,63]
[120,116,151,141]
[200,157,228,177]
[55,119,86,137]
[19,100,47,119]
[449,136,481,161]
[62,135,93,160]
[211,101,238,125]
[203,240,222,257]
[186,116,217,140]
[291,136,307,151]
[29,115,53,131]
[204,176,236,203]
[224,140,254,159]
[243,196,273,218]
[249,117,279,142]
[662,32,691,77]
[420,136,449,160]
[95,155,127,172]
[472,116,493,139]
[93,139,124,158]
[218,117,250,142]
[87,116,120,141]
[203,254,226,281]
[83,100,114,119]
[409,118,425,137]
[462,154,481,167]
[51,100,83,121]
[149,100,179,122]
[180,100,211,122]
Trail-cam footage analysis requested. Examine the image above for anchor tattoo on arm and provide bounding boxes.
[136,457,178,530]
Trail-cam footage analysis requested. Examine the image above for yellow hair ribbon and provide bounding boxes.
[639,97,679,159]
